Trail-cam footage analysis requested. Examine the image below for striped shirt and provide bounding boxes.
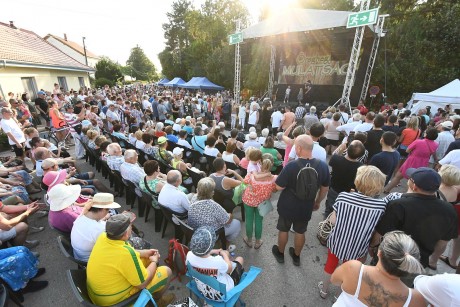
[64,112,79,133]
[327,192,401,260]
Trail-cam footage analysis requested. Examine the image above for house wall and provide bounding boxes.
[0,67,90,99]
[45,37,99,68]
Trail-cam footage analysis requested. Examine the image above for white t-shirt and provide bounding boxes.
[271,111,283,128]
[172,123,182,133]
[339,112,349,124]
[353,122,373,133]
[204,147,220,157]
[250,101,260,111]
[336,121,361,136]
[439,149,460,169]
[177,139,192,149]
[289,142,327,162]
[414,274,460,307]
[186,252,234,300]
[71,215,105,262]
[135,140,146,150]
[435,131,455,160]
[222,152,235,163]
[238,106,246,118]
[248,110,258,125]
[158,183,190,214]
[320,117,331,126]
[0,118,26,145]
[243,140,261,150]
[142,99,152,111]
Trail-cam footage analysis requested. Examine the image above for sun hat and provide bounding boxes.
[175,118,181,124]
[91,193,121,209]
[158,136,167,145]
[173,147,184,156]
[441,121,453,129]
[106,213,131,238]
[43,169,68,191]
[190,226,217,256]
[47,184,81,211]
[249,131,257,139]
[406,167,441,193]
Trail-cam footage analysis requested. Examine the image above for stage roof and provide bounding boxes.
[243,9,364,40]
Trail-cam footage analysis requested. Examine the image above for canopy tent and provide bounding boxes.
[182,77,224,91]
[407,79,460,114]
[242,9,366,40]
[164,77,186,87]
[157,78,170,86]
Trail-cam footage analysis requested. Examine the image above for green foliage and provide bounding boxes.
[95,57,123,83]
[94,77,115,88]
[126,46,158,81]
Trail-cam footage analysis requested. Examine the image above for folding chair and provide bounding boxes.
[57,236,87,269]
[158,204,187,241]
[187,168,205,191]
[186,263,262,307]
[0,278,24,307]
[112,170,124,197]
[204,154,216,174]
[140,191,163,232]
[174,215,226,249]
[66,269,142,307]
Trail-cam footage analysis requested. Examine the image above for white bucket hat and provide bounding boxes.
[47,184,81,211]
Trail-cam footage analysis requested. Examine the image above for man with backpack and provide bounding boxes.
[272,135,330,266]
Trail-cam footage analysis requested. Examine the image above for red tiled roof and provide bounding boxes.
[0,22,95,72]
[44,34,99,59]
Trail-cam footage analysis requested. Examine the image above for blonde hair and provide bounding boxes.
[135,130,143,140]
[94,136,107,147]
[261,154,273,172]
[196,177,215,200]
[354,165,385,196]
[407,116,419,130]
[248,148,262,162]
[438,164,460,186]
[86,129,98,140]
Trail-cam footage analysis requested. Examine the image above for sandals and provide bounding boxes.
[318,281,328,299]
[254,240,263,249]
[242,237,252,248]
[440,255,458,270]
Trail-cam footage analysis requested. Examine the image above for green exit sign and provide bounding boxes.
[229,32,243,45]
[347,8,379,28]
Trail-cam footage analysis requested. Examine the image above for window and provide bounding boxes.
[57,76,68,91]
[78,77,85,89]
[21,77,38,100]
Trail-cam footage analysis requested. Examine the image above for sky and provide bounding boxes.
[1,0,276,72]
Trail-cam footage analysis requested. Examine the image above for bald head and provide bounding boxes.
[34,147,50,160]
[166,170,182,186]
[294,135,313,158]
[124,149,137,163]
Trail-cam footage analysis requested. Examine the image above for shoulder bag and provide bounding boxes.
[317,212,335,246]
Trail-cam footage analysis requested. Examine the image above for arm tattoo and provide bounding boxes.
[361,272,407,307]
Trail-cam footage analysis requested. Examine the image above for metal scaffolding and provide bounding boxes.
[268,45,276,98]
[359,14,389,103]
[233,19,241,104]
[339,0,371,109]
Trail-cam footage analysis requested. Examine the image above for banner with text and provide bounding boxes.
[278,43,349,85]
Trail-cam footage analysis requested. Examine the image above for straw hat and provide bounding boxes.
[91,193,121,209]
[47,184,81,211]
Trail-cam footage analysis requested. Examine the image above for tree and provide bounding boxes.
[95,57,123,83]
[126,45,158,81]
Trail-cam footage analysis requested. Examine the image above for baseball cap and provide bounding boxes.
[106,213,131,238]
[190,226,217,256]
[406,167,441,192]
[37,91,46,95]
[172,147,184,156]
[175,118,181,124]
[441,121,453,129]
[158,136,167,145]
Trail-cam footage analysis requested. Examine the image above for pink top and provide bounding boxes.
[284,143,293,166]
[399,139,438,178]
[242,174,277,207]
[48,205,83,233]
[239,158,249,169]
[247,161,261,174]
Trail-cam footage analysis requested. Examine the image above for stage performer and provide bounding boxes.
[304,80,313,104]
[284,86,291,103]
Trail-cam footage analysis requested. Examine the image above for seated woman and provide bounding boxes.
[134,130,145,150]
[128,125,139,145]
[329,231,425,306]
[260,136,283,172]
[209,158,243,213]
[188,177,241,243]
[99,141,111,161]
[86,129,99,150]
[0,246,47,294]
[222,140,241,166]
[47,183,91,233]
[154,122,166,138]
[204,136,221,158]
[142,133,155,154]
[153,137,173,166]
[111,123,127,140]
[186,226,245,301]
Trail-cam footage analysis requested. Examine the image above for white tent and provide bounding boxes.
[407,79,460,114]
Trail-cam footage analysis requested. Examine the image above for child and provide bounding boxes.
[369,131,400,185]
[247,148,262,174]
[204,136,221,158]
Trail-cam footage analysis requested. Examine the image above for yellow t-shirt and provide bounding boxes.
[87,233,167,306]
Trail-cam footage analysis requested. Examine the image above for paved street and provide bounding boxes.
[13,145,456,307]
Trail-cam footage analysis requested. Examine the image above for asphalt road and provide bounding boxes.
[11,144,455,307]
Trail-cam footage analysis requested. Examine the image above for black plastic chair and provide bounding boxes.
[111,170,124,197]
[136,149,147,167]
[276,147,286,160]
[158,204,187,241]
[0,278,24,307]
[225,161,238,170]
[187,168,205,190]
[57,236,87,269]
[215,142,226,153]
[67,269,140,306]
[124,180,139,212]
[234,148,245,160]
[213,190,236,213]
[203,154,216,174]
[0,283,7,307]
[174,215,227,250]
[167,140,177,152]
[49,224,71,241]
[140,191,163,232]
[190,150,207,170]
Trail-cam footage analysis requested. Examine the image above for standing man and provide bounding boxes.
[34,91,49,126]
[304,80,313,104]
[284,86,291,103]
[63,104,86,159]
[0,108,26,161]
[151,95,159,121]
[270,107,283,135]
[280,106,295,131]
[157,100,167,122]
[273,135,330,266]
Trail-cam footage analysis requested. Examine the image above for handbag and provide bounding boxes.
[232,182,247,205]
[317,212,335,246]
[257,199,273,217]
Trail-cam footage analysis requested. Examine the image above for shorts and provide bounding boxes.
[326,139,340,146]
[0,227,17,241]
[11,144,24,157]
[277,216,309,234]
[74,173,91,180]
[138,265,169,295]
[230,261,244,285]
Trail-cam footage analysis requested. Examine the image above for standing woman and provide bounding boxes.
[397,116,420,161]
[48,100,67,141]
[385,127,439,192]
[242,156,277,249]
[230,100,238,130]
[260,101,272,131]
[238,101,246,129]
[247,104,259,131]
[297,87,303,104]
[282,122,305,166]
[324,112,342,155]
[330,231,426,306]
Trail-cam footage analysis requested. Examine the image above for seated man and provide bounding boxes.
[106,143,125,171]
[177,130,192,149]
[34,147,75,177]
[186,226,244,301]
[158,170,190,214]
[87,213,174,306]
[120,149,146,184]
[0,201,40,249]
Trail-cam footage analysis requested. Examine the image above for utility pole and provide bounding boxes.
[233,19,241,104]
[82,37,89,88]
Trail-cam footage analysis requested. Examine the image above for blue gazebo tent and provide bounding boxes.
[157,78,170,86]
[182,77,224,91]
[164,77,186,87]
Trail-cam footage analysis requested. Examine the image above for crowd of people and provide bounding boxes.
[0,82,459,306]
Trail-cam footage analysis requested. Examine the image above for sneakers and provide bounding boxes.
[227,245,236,253]
[24,240,40,249]
[29,226,45,234]
[289,247,300,266]
[35,210,48,218]
[271,245,285,263]
[157,293,176,307]
[32,252,40,258]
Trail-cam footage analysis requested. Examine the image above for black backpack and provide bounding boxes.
[291,159,320,200]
